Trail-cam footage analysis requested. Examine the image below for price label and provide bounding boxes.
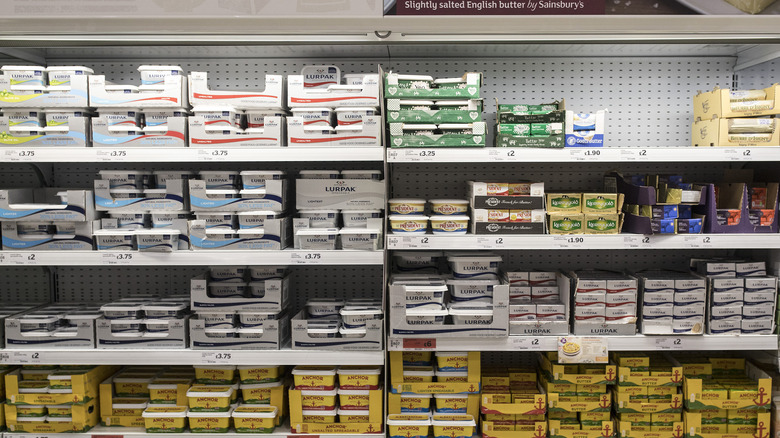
[388,338,402,350]
[96,149,129,161]
[197,149,231,161]
[685,235,713,248]
[654,337,686,350]
[403,338,436,350]
[724,148,752,161]
[290,252,324,264]
[102,253,134,265]
[623,235,655,248]
[387,150,399,161]
[396,235,431,249]
[553,236,584,248]
[403,149,436,162]
[3,253,38,265]
[569,149,601,161]
[11,351,43,364]
[620,149,649,161]
[477,236,505,249]
[2,149,37,162]
[510,337,545,351]
[201,352,234,364]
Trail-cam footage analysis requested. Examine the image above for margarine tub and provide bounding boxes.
[339,327,366,338]
[237,366,282,384]
[112,398,149,416]
[113,375,155,397]
[142,406,188,433]
[434,394,469,413]
[237,311,277,329]
[297,228,338,250]
[400,393,432,413]
[239,170,285,190]
[301,408,337,424]
[300,388,337,410]
[208,282,248,298]
[339,306,382,329]
[341,210,382,228]
[299,210,339,228]
[337,365,381,390]
[338,388,371,410]
[399,100,434,110]
[110,319,144,334]
[240,381,282,404]
[45,404,73,418]
[142,303,187,319]
[390,215,429,234]
[210,267,245,282]
[100,302,145,319]
[299,170,340,179]
[406,306,447,326]
[47,371,75,390]
[405,285,447,310]
[403,366,435,383]
[46,66,93,86]
[335,107,377,126]
[388,198,426,215]
[403,351,433,367]
[186,385,234,412]
[434,77,468,89]
[430,215,469,234]
[194,212,236,229]
[431,414,477,438]
[339,228,382,250]
[446,278,498,303]
[148,379,192,404]
[291,107,333,125]
[388,414,432,438]
[187,406,233,433]
[435,351,469,371]
[449,305,494,325]
[292,366,337,390]
[18,380,48,393]
[109,213,147,229]
[16,405,46,417]
[195,366,236,384]
[198,312,235,328]
[338,408,370,423]
[429,199,469,216]
[232,405,277,433]
[447,255,502,279]
[396,75,434,89]
[306,298,345,318]
[435,370,468,383]
[1,65,46,86]
[198,170,239,189]
[393,251,443,273]
[98,170,150,189]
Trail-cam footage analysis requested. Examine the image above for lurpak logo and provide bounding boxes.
[325,180,356,192]
[590,328,618,334]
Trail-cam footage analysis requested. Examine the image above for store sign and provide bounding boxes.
[396,0,605,15]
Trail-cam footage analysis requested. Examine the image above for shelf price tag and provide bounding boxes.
[4,351,43,364]
[387,149,399,161]
[197,148,231,161]
[619,148,649,161]
[654,337,686,350]
[102,253,134,265]
[1,253,39,265]
[290,252,324,264]
[684,235,713,248]
[402,338,436,350]
[201,351,234,364]
[96,149,129,161]
[477,236,505,249]
[553,236,584,249]
[392,235,432,249]
[723,148,752,161]
[569,149,602,161]
[404,149,436,162]
[623,235,655,248]
[509,337,545,351]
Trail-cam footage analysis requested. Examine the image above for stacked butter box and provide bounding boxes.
[693,83,780,147]
[495,101,565,148]
[546,192,623,235]
[571,270,638,335]
[636,270,706,335]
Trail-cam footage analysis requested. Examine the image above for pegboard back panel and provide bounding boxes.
[0,267,52,302]
[44,55,738,147]
[735,59,778,91]
[390,161,732,199]
[0,164,53,188]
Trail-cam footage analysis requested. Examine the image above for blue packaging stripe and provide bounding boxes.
[137,243,173,250]
[393,327,506,335]
[673,314,703,319]
[400,408,431,414]
[437,366,468,372]
[343,322,366,329]
[193,340,278,347]
[712,300,743,306]
[743,314,774,320]
[642,314,672,320]
[742,328,773,334]
[453,272,499,279]
[450,295,491,302]
[675,287,706,293]
[673,300,705,306]
[3,236,53,248]
[642,302,672,307]
[97,244,134,250]
[709,327,741,334]
[294,340,380,348]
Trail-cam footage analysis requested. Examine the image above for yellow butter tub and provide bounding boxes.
[240,381,283,404]
[16,405,46,417]
[186,385,234,412]
[141,406,188,433]
[338,388,371,411]
[19,369,50,381]
[111,398,149,416]
[301,408,337,424]
[237,365,283,384]
[45,404,74,418]
[432,414,477,438]
[434,393,469,413]
[435,351,469,371]
[148,378,192,404]
[400,393,432,413]
[338,408,369,423]
[337,366,381,390]
[435,369,468,383]
[403,366,434,383]
[402,351,433,366]
[194,365,237,385]
[300,388,338,411]
[187,406,233,433]
[113,374,155,397]
[232,405,278,433]
[291,366,337,390]
[388,414,432,438]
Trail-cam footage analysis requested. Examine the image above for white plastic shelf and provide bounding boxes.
[3,424,380,438]
[0,250,384,266]
[0,147,384,163]
[388,335,779,352]
[387,147,778,163]
[386,234,780,250]
[0,349,384,366]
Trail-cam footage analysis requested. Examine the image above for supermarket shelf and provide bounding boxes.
[1,16,780,45]
[386,234,780,250]
[387,147,777,163]
[4,424,381,438]
[388,335,779,352]
[0,147,384,163]
[0,250,384,266]
[0,349,384,366]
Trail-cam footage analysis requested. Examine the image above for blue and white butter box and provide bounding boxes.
[564,110,606,148]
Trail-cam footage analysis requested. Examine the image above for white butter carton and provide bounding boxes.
[0,189,96,222]
[95,179,187,212]
[509,286,531,302]
[89,74,187,108]
[709,318,742,335]
[46,66,93,87]
[574,304,605,321]
[507,272,530,287]
[575,291,606,305]
[190,275,289,313]
[709,305,743,320]
[5,310,96,349]
[532,286,560,302]
[296,178,384,210]
[189,179,286,212]
[672,316,704,334]
[529,272,557,286]
[605,304,637,322]
[0,115,89,147]
[606,292,637,306]
[0,67,89,108]
[189,72,284,109]
[673,290,706,305]
[642,278,675,294]
[188,218,291,251]
[190,314,288,350]
[288,73,380,108]
[742,303,775,319]
[97,316,189,349]
[743,290,776,305]
[736,261,766,277]
[509,303,536,321]
[710,277,744,294]
[575,279,607,294]
[287,116,381,147]
[696,261,736,278]
[291,310,382,350]
[674,303,705,319]
[188,115,283,147]
[606,278,637,294]
[138,65,183,86]
[537,303,565,321]
[92,116,187,148]
[744,277,777,294]
[741,317,774,334]
[643,291,674,305]
[564,110,606,148]
[710,290,745,307]
[675,277,707,294]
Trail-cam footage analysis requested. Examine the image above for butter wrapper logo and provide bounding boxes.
[587,218,617,231]
[585,197,614,210]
